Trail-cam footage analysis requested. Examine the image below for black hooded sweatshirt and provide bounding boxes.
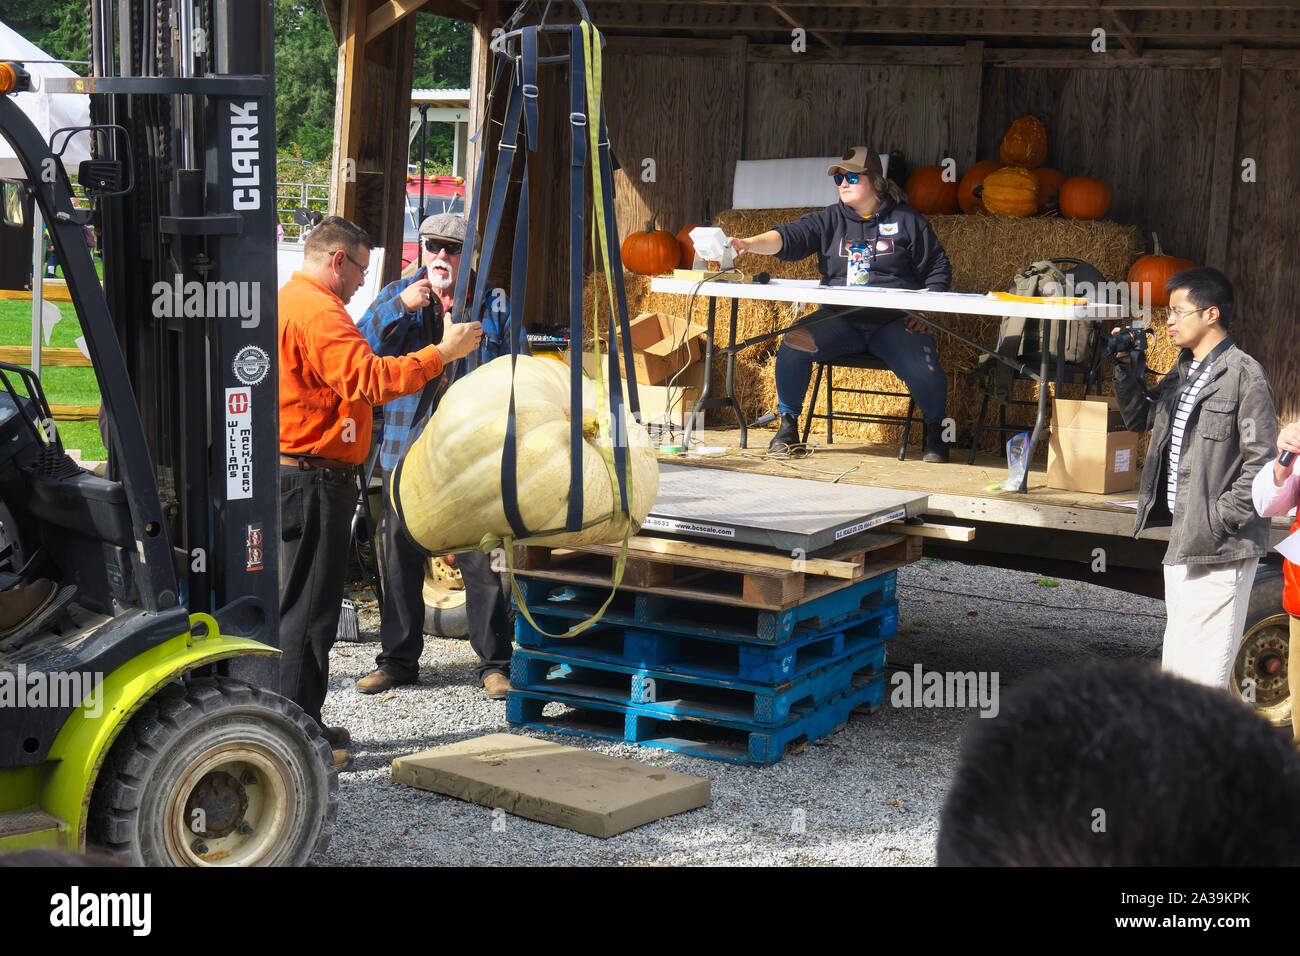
[772,197,952,293]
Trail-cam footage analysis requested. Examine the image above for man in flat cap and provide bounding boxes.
[355,213,529,700]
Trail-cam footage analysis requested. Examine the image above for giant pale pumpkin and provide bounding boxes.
[1127,233,1196,308]
[1059,177,1112,220]
[980,165,1039,218]
[1031,167,1065,214]
[957,160,1002,214]
[999,116,1047,169]
[621,216,679,275]
[395,355,659,555]
[904,165,959,215]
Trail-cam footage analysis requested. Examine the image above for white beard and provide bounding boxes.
[427,264,454,290]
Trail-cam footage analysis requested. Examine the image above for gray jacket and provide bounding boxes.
[1113,338,1277,565]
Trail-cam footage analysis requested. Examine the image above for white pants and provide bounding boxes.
[1162,557,1259,690]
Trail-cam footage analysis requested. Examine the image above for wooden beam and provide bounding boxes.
[768,2,840,54]
[330,0,369,222]
[0,346,91,367]
[1091,2,1144,57]
[887,520,976,542]
[319,0,344,46]
[0,281,75,302]
[954,40,983,170]
[983,47,1218,67]
[1206,43,1242,269]
[603,36,740,57]
[581,4,1300,39]
[745,43,965,64]
[1242,49,1300,69]
[367,0,429,42]
[465,1,496,229]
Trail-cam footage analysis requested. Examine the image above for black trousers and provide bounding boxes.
[278,462,357,728]
[375,468,513,684]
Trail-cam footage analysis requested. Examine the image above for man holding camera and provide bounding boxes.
[1112,266,1276,690]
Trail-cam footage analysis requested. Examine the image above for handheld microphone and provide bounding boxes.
[753,272,771,285]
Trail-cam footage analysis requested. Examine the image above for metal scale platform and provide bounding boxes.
[644,464,928,553]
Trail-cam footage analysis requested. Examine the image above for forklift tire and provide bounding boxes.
[1232,563,1291,728]
[87,676,338,867]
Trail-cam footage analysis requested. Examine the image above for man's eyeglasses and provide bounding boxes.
[832,172,861,186]
[423,238,463,256]
[1167,306,1207,320]
[336,249,368,279]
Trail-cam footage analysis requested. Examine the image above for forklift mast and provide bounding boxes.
[66,0,280,687]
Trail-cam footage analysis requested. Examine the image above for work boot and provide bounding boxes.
[923,421,950,463]
[321,725,351,748]
[330,748,355,772]
[768,414,800,452]
[355,669,412,694]
[482,672,511,700]
[0,579,57,637]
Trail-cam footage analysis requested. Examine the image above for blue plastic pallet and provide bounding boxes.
[516,599,897,683]
[512,638,886,727]
[515,571,897,645]
[506,673,885,765]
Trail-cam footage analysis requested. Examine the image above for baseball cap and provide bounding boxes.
[418,212,467,243]
[828,147,883,178]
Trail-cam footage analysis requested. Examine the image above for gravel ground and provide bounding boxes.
[314,558,1166,866]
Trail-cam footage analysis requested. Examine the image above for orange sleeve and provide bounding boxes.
[298,304,444,405]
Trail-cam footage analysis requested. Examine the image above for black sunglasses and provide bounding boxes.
[832,172,862,186]
[423,238,463,256]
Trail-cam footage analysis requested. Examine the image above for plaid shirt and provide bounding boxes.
[356,266,528,473]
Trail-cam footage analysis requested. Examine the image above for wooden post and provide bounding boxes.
[955,40,984,170]
[329,0,368,221]
[466,1,498,232]
[380,16,418,285]
[1206,44,1242,270]
[725,35,748,209]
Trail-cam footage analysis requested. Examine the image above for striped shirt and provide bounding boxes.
[1167,359,1213,511]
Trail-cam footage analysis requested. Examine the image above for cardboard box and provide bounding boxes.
[561,349,706,430]
[1047,396,1140,495]
[627,311,708,387]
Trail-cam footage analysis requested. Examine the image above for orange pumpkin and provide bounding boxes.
[980,166,1040,218]
[1127,233,1196,308]
[1059,177,1112,220]
[957,160,1002,214]
[1031,167,1066,214]
[676,223,698,269]
[904,165,959,215]
[621,216,680,275]
[999,116,1047,169]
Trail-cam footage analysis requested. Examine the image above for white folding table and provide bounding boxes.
[648,276,1127,492]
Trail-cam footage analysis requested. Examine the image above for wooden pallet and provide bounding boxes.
[512,531,921,612]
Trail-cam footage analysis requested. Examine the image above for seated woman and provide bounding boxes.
[731,146,954,461]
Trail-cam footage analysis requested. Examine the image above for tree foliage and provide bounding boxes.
[4,0,472,166]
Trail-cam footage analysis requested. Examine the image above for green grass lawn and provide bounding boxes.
[0,298,105,459]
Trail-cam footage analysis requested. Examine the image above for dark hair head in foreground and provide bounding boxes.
[937,661,1300,866]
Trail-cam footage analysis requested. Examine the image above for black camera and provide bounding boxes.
[1103,326,1153,357]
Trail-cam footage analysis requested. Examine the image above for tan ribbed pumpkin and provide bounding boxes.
[980,165,1040,218]
[395,355,659,555]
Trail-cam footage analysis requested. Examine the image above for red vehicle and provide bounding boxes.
[402,175,465,269]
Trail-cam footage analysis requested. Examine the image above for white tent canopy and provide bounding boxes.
[0,19,91,180]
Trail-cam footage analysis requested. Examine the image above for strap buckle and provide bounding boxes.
[498,141,517,152]
[522,83,539,99]
[568,112,587,126]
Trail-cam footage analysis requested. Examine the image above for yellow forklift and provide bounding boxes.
[0,0,334,865]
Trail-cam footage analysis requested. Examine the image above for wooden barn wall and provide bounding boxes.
[743,62,964,170]
[1231,68,1300,420]
[978,67,1220,265]
[521,47,1298,414]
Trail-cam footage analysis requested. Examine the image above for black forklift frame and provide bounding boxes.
[0,0,282,688]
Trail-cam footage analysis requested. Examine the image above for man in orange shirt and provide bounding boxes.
[278,216,480,770]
